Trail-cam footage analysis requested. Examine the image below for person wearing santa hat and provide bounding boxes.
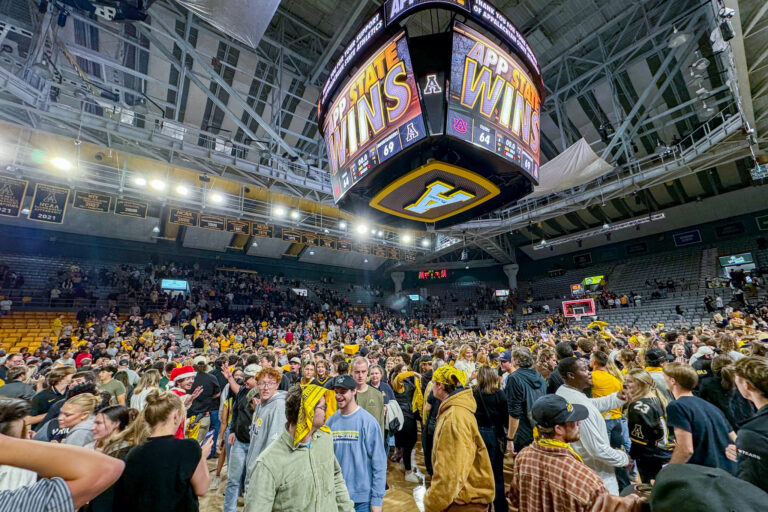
[169,365,202,439]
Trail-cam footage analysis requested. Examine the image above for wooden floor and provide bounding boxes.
[201,437,516,511]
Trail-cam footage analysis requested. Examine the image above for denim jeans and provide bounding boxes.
[605,418,631,492]
[209,410,220,456]
[224,439,249,512]
[354,502,370,512]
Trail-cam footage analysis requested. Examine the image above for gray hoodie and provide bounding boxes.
[64,417,95,447]
[244,390,286,488]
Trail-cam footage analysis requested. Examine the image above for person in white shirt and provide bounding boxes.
[555,357,629,495]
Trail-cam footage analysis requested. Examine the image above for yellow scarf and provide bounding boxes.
[645,366,663,373]
[392,371,424,418]
[537,438,583,463]
[293,384,336,446]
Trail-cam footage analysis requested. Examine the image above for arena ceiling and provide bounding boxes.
[0,0,766,268]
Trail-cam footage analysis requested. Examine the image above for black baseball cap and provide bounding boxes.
[531,395,588,428]
[498,351,512,362]
[330,374,356,390]
[645,348,667,366]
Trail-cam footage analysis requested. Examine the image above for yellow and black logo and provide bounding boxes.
[369,161,499,222]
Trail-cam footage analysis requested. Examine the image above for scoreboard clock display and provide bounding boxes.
[418,269,448,280]
[323,31,426,203]
[447,23,541,182]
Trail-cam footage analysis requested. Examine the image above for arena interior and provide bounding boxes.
[1,0,768,511]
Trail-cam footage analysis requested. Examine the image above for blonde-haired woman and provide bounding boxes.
[130,369,161,411]
[112,389,213,512]
[624,369,671,482]
[454,344,477,384]
[58,394,101,447]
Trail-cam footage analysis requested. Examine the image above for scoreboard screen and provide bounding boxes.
[323,30,427,203]
[418,269,448,280]
[446,22,541,182]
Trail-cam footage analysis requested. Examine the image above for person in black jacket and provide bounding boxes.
[698,356,754,430]
[505,347,546,455]
[545,341,573,394]
[727,356,768,493]
[473,365,509,512]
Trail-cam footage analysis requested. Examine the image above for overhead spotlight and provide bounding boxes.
[402,234,411,243]
[421,238,430,248]
[210,192,224,204]
[465,265,469,270]
[73,139,82,147]
[290,210,300,220]
[377,230,384,237]
[691,51,710,72]
[602,222,610,229]
[370,228,376,235]
[150,179,166,191]
[133,176,147,187]
[309,250,315,255]
[176,185,189,196]
[273,205,286,217]
[364,258,369,263]
[252,241,258,247]
[50,157,72,171]
[539,239,547,246]
[356,223,368,235]
[152,226,160,233]
[324,228,330,234]
[21,208,30,215]
[339,221,347,229]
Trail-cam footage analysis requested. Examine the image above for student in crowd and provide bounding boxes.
[243,367,286,492]
[727,355,768,492]
[555,357,628,494]
[0,398,36,491]
[96,365,126,406]
[351,357,386,437]
[473,365,509,512]
[424,366,494,512]
[327,374,387,512]
[663,362,736,472]
[390,363,422,482]
[624,369,671,482]
[508,394,643,512]
[28,366,74,427]
[112,389,213,512]
[506,347,546,455]
[129,369,161,411]
[0,429,124,511]
[245,384,354,512]
[58,394,100,447]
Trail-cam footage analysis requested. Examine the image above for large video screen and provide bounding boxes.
[322,31,427,203]
[446,22,541,182]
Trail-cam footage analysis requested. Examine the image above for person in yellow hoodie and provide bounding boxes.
[425,366,494,512]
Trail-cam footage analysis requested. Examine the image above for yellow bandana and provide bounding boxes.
[293,384,336,447]
[391,371,424,418]
[432,365,468,388]
[537,438,583,463]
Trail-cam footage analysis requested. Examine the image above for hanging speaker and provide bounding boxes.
[719,20,735,42]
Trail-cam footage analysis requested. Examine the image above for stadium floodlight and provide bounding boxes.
[421,238,431,248]
[339,220,347,229]
[290,210,300,220]
[402,234,411,243]
[273,205,286,217]
[210,192,224,204]
[150,179,166,191]
[50,157,72,171]
[356,223,369,235]
[133,176,147,186]
[176,185,189,196]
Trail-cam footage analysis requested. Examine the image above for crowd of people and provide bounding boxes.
[0,259,768,512]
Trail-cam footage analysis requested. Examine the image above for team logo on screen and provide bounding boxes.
[452,117,469,134]
[405,181,474,214]
[369,161,499,222]
[423,74,442,95]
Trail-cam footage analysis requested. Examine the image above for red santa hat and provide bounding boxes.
[170,365,196,382]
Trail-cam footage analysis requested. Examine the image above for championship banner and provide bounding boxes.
[447,22,541,182]
[199,214,225,231]
[252,222,273,238]
[73,191,111,213]
[168,208,199,227]
[0,176,28,217]
[226,219,251,234]
[301,232,319,246]
[323,30,426,203]
[282,229,301,242]
[337,239,352,252]
[319,236,337,250]
[114,199,148,218]
[28,183,69,223]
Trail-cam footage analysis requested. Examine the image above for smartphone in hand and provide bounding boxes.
[201,429,216,446]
